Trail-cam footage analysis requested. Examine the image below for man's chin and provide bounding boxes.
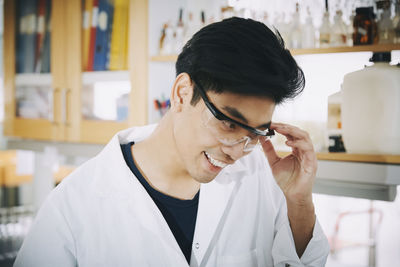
[192,173,217,184]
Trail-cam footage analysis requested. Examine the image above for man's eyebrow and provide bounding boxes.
[222,106,248,124]
[222,106,272,129]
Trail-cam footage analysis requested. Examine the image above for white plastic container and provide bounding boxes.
[341,52,400,154]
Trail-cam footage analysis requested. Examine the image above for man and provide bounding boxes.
[15,17,329,266]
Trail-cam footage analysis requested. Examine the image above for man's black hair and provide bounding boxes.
[175,17,305,105]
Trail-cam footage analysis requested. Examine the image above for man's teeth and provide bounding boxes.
[205,152,228,168]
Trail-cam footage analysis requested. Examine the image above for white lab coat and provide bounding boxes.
[15,125,329,267]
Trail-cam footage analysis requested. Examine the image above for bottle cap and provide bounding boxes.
[369,52,391,62]
[355,7,374,16]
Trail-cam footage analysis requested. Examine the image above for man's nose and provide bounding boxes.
[221,141,246,161]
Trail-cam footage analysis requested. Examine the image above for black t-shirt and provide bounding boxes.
[121,142,199,264]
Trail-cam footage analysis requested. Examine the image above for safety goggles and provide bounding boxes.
[195,79,275,152]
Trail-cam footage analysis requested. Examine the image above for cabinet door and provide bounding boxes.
[3,0,149,144]
[78,71,132,143]
[66,0,148,144]
[3,0,65,141]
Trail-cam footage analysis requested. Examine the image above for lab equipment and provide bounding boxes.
[353,7,378,45]
[289,3,302,49]
[394,1,400,43]
[301,7,316,49]
[331,10,347,46]
[376,0,395,44]
[341,52,400,154]
[327,91,345,152]
[319,11,332,48]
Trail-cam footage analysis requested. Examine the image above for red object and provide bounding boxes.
[87,0,99,71]
[153,100,159,110]
[34,0,46,71]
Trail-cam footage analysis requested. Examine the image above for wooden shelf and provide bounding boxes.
[277,151,400,164]
[291,44,400,55]
[150,44,400,62]
[82,70,130,85]
[150,55,179,62]
[15,73,53,87]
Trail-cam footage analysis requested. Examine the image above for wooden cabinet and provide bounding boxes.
[3,0,60,141]
[3,0,148,144]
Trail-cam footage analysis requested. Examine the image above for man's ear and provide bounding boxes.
[170,73,193,112]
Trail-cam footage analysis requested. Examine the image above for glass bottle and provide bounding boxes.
[200,10,206,27]
[160,23,174,55]
[183,12,194,45]
[393,0,400,44]
[331,10,347,46]
[174,8,185,54]
[319,11,331,48]
[274,13,290,46]
[159,24,167,55]
[347,10,355,46]
[301,7,316,48]
[377,0,395,44]
[353,7,378,45]
[289,3,302,49]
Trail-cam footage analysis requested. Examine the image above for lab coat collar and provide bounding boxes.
[93,125,249,266]
[92,124,156,198]
[94,124,247,197]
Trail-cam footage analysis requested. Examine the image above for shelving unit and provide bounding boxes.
[3,0,148,144]
[277,151,400,164]
[150,44,400,62]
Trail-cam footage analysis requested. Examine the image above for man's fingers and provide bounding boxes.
[285,139,314,153]
[260,137,281,167]
[271,123,310,141]
[285,140,317,174]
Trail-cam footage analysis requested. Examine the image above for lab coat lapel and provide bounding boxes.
[94,128,188,265]
[191,161,246,267]
[128,170,188,265]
